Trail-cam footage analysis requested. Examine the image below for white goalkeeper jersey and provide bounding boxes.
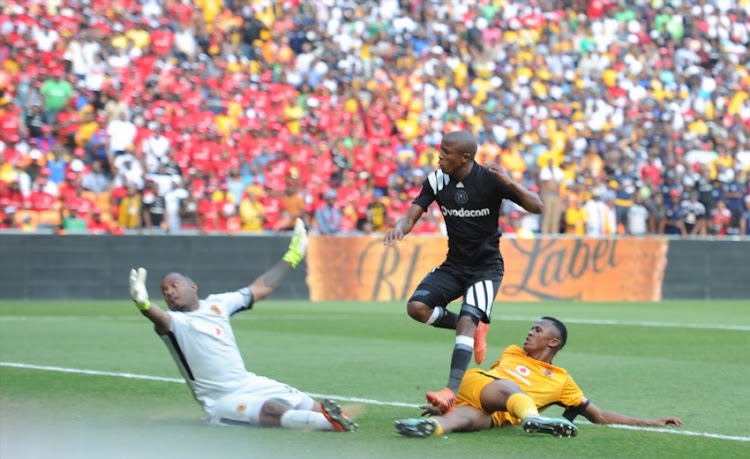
[160,287,256,411]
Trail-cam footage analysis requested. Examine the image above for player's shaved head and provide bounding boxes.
[443,130,477,157]
[161,272,195,285]
[161,272,199,312]
[541,316,568,349]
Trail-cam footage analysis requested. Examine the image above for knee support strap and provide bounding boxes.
[459,304,482,325]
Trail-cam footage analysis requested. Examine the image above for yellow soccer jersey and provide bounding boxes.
[486,345,586,423]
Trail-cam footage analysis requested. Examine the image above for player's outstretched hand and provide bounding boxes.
[129,267,150,311]
[419,404,441,417]
[283,218,308,268]
[383,227,405,246]
[655,417,683,427]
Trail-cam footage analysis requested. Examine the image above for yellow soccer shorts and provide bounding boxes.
[456,368,516,427]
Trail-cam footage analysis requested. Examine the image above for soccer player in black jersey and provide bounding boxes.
[384,130,543,414]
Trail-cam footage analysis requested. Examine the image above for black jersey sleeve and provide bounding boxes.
[412,178,436,210]
[497,179,522,205]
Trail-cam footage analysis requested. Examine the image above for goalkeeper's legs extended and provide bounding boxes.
[209,387,355,432]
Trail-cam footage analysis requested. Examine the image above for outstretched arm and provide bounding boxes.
[581,401,682,427]
[250,218,308,302]
[129,267,172,335]
[383,204,425,245]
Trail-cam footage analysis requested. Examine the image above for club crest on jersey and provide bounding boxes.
[210,305,222,315]
[455,190,469,204]
[236,403,247,414]
[542,368,554,378]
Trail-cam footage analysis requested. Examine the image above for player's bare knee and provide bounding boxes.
[481,380,523,412]
[406,301,431,322]
[258,400,290,426]
[498,379,523,395]
[456,311,480,334]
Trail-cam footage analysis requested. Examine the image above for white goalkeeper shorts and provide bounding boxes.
[206,375,316,426]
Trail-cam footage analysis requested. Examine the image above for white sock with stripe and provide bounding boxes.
[280,410,334,430]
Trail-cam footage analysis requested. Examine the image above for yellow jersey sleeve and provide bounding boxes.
[559,373,585,408]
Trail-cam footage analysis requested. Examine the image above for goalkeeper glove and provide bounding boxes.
[283,218,308,268]
[129,267,150,311]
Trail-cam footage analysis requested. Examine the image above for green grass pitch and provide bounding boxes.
[1,299,749,458]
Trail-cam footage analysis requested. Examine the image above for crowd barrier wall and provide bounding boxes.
[1,234,748,301]
[307,236,670,302]
[0,234,308,300]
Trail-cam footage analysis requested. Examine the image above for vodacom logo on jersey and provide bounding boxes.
[440,206,491,217]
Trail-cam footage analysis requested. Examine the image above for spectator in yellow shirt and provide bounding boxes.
[239,187,265,232]
[565,196,587,235]
[581,145,604,179]
[500,143,527,175]
[118,185,142,230]
[75,110,98,148]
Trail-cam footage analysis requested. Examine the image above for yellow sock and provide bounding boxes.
[432,419,444,436]
[506,393,539,420]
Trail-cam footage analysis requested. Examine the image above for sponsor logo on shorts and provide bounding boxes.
[440,206,490,217]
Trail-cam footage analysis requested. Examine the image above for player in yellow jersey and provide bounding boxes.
[395,317,682,438]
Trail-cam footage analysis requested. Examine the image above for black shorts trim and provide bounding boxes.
[218,417,251,426]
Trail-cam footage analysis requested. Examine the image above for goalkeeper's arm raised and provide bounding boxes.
[249,218,308,302]
[129,267,172,335]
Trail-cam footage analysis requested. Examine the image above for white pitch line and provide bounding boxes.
[1,315,749,331]
[0,362,184,384]
[497,315,750,332]
[1,362,748,443]
[602,424,750,443]
[0,316,142,322]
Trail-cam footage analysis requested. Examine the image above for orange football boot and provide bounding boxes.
[320,398,358,432]
[474,322,489,364]
[425,387,456,415]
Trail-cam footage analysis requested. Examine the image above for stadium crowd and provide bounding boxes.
[1,0,749,237]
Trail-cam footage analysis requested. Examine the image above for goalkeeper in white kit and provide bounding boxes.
[128,218,357,432]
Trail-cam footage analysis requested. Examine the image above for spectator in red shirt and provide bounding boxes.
[2,136,24,166]
[640,154,662,188]
[150,20,175,56]
[197,187,220,233]
[371,148,396,196]
[5,180,26,210]
[56,102,81,149]
[711,200,732,236]
[215,184,237,232]
[87,209,113,235]
[64,185,95,219]
[28,185,58,212]
[1,106,23,142]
